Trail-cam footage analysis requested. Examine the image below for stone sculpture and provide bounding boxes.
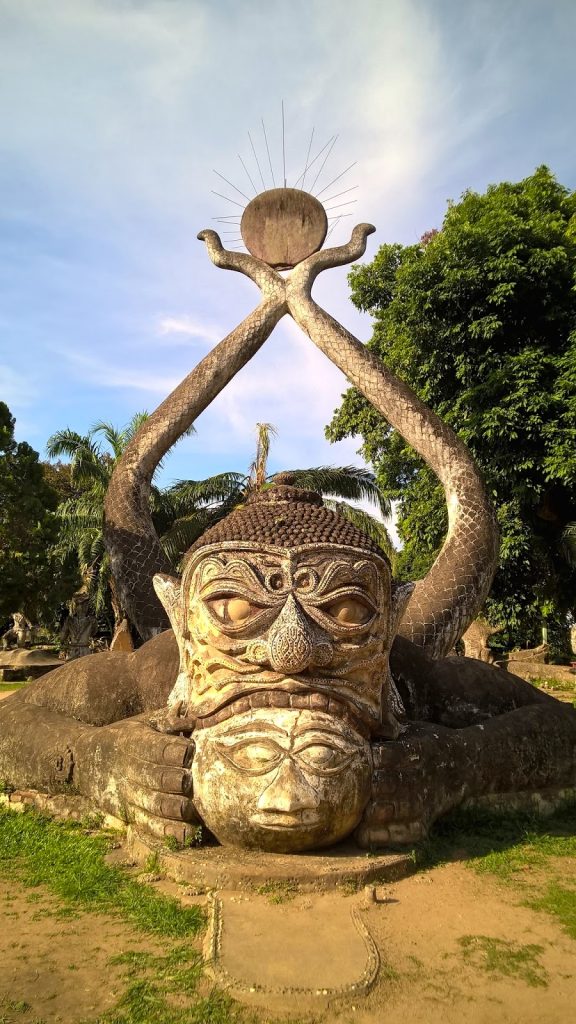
[461,617,502,663]
[1,186,575,853]
[59,592,97,660]
[1,613,32,650]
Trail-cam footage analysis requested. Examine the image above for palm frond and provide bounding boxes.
[90,420,131,459]
[159,510,219,568]
[324,499,396,565]
[280,466,391,518]
[166,474,246,508]
[45,428,86,460]
[248,423,277,490]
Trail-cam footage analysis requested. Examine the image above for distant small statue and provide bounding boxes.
[1,612,33,650]
[59,593,96,660]
[461,617,501,663]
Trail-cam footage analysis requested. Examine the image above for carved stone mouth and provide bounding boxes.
[250,811,320,829]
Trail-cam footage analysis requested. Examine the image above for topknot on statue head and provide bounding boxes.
[182,478,389,570]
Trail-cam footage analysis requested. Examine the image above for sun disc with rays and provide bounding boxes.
[211,105,358,266]
[240,187,327,269]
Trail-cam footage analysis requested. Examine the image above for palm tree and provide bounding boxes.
[46,414,228,639]
[163,423,395,563]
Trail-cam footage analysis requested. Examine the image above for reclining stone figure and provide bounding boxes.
[1,187,574,852]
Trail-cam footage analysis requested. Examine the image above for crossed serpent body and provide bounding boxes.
[104,225,498,657]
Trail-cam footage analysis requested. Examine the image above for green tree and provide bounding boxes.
[46,414,211,636]
[0,403,78,624]
[327,167,576,652]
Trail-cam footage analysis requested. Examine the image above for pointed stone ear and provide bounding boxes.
[153,574,183,636]
[391,581,415,636]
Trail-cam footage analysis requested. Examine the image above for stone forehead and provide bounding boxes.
[186,490,388,563]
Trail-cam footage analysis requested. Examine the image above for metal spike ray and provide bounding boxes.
[211,121,361,245]
[322,186,359,204]
[213,170,250,202]
[248,131,266,191]
[292,135,336,190]
[211,191,245,209]
[238,154,257,195]
[281,100,286,187]
[300,127,315,191]
[309,136,339,193]
[315,162,357,198]
[261,118,276,188]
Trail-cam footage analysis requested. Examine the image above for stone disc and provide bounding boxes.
[240,188,328,269]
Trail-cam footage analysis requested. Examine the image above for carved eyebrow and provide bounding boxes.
[292,723,362,744]
[214,720,290,739]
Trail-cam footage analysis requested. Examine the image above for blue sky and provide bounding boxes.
[1,0,575,529]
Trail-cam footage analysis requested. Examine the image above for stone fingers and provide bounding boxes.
[130,807,201,844]
[106,719,193,767]
[123,760,193,796]
[129,788,197,822]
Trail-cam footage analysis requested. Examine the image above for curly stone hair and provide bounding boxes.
[186,478,388,561]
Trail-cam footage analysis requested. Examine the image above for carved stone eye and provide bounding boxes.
[294,742,354,774]
[217,739,284,774]
[208,597,259,623]
[324,597,372,625]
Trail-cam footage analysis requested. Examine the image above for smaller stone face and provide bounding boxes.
[240,188,328,269]
[192,707,372,852]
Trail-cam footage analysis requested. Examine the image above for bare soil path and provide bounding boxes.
[1,839,574,1023]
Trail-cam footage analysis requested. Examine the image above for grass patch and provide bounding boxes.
[0,807,204,938]
[528,882,576,940]
[416,802,576,873]
[0,683,26,692]
[256,880,298,904]
[529,676,576,693]
[456,935,548,987]
[101,946,259,1024]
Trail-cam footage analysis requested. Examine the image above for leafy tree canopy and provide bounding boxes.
[327,167,576,650]
[0,403,78,624]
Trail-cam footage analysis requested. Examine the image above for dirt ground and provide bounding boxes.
[1,852,574,1024]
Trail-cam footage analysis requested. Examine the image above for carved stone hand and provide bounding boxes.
[75,717,200,843]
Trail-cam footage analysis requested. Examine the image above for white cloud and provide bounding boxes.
[3,0,575,493]
[52,347,180,395]
[156,316,222,344]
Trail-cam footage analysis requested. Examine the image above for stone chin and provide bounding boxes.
[191,707,373,853]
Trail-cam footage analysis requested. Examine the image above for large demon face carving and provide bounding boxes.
[154,540,403,851]
[157,543,393,727]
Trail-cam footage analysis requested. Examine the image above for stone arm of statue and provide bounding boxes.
[0,632,199,842]
[104,237,287,642]
[357,641,576,847]
[0,691,198,843]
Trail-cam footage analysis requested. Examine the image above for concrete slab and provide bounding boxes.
[205,890,379,997]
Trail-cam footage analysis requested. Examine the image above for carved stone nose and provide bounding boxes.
[263,593,334,675]
[256,759,318,814]
[268,595,313,673]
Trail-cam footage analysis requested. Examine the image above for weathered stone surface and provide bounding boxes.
[240,188,327,269]
[126,827,410,891]
[0,192,575,858]
[461,617,502,662]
